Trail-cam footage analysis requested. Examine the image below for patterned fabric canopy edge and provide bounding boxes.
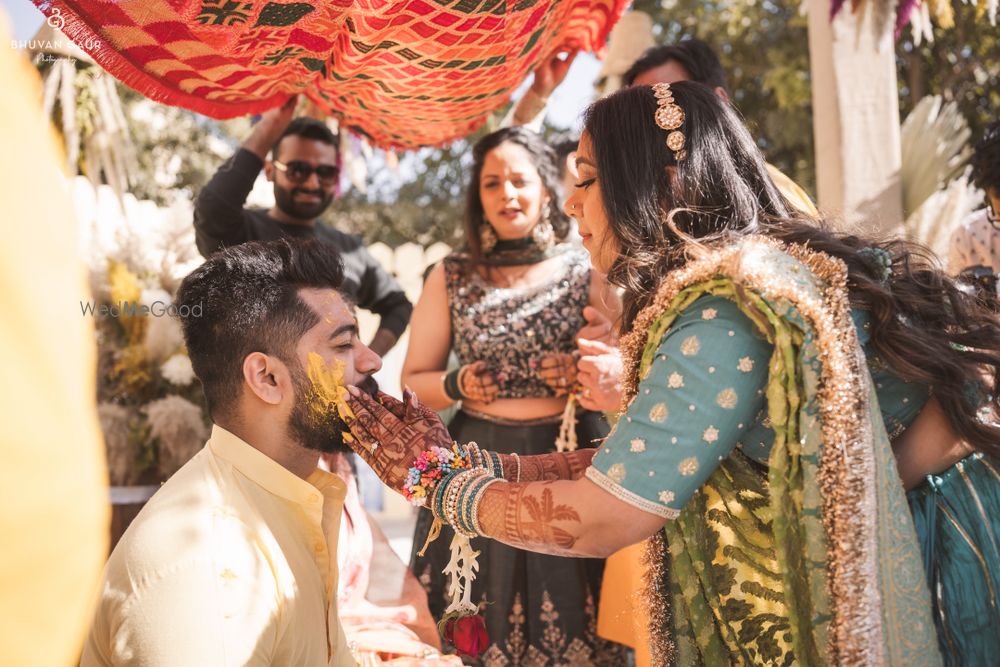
[33,0,630,149]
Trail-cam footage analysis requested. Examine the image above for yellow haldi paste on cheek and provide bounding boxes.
[304,352,355,422]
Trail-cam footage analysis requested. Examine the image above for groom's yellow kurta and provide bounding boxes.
[82,426,357,666]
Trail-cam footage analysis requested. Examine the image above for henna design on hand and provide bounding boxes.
[478,482,583,556]
[537,352,579,397]
[498,449,596,482]
[345,388,452,491]
[459,361,499,403]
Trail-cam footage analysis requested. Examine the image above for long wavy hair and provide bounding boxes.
[463,126,570,262]
[583,82,1000,457]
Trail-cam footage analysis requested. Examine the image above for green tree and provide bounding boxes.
[633,0,999,200]
[897,9,1000,150]
[633,0,814,193]
[324,122,500,247]
[120,86,248,205]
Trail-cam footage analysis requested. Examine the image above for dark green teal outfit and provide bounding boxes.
[908,454,1000,666]
[585,239,998,665]
[588,295,929,518]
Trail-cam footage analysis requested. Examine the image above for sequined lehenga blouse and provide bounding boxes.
[411,246,627,666]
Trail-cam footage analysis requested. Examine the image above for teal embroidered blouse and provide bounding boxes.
[586,294,930,518]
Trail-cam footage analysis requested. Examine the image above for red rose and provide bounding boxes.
[443,614,489,659]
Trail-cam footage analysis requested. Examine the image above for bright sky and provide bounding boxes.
[3,1,600,133]
[3,0,42,40]
[520,52,602,131]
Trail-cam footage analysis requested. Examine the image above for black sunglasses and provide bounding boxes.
[273,160,340,185]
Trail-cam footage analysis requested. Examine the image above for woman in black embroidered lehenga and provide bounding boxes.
[401,127,625,665]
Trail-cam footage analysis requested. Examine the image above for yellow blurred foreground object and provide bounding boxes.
[0,11,109,667]
[596,542,652,667]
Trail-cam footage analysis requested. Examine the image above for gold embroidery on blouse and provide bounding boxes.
[678,457,699,476]
[680,335,700,356]
[649,402,669,423]
[716,388,738,409]
[630,438,647,453]
[668,372,684,388]
[703,426,719,443]
[738,356,755,373]
[608,463,626,483]
[659,490,676,504]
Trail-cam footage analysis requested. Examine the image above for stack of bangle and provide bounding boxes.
[403,441,508,506]
[431,467,500,537]
[402,439,514,538]
[463,442,503,478]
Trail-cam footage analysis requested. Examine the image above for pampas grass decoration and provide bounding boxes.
[144,396,208,478]
[143,311,184,363]
[99,402,135,485]
[160,354,196,386]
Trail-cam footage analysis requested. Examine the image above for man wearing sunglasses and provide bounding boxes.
[949,120,1000,277]
[194,96,412,356]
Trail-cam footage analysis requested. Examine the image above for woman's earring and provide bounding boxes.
[480,223,498,254]
[531,208,554,249]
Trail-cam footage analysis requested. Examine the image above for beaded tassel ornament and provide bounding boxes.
[403,443,499,650]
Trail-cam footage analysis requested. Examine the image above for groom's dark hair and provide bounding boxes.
[175,238,344,420]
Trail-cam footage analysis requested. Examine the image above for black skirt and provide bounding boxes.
[410,409,628,666]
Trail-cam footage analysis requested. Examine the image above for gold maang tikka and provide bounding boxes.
[652,83,686,162]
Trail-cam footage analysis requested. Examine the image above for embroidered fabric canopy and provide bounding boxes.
[34,0,628,149]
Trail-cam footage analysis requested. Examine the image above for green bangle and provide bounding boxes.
[459,473,495,535]
[487,450,503,478]
[443,367,464,401]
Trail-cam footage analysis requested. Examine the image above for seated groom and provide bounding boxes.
[82,239,381,666]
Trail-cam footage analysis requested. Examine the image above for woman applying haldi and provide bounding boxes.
[347,83,1000,666]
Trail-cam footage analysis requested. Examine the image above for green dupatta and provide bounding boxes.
[618,239,941,666]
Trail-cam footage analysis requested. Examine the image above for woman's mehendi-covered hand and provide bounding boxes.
[500,448,597,482]
[345,387,452,491]
[459,361,500,403]
[537,352,578,396]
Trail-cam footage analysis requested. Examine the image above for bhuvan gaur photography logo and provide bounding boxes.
[80,300,202,318]
[9,5,103,62]
[46,6,65,30]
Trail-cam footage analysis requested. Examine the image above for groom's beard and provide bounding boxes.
[288,369,380,454]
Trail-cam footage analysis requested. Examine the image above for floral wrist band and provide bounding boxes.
[402,441,506,506]
[402,443,472,505]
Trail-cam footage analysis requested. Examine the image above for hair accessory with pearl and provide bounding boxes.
[652,83,686,162]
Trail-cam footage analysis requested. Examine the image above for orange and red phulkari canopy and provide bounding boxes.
[34,0,628,149]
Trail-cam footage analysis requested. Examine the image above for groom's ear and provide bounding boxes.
[242,352,288,406]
